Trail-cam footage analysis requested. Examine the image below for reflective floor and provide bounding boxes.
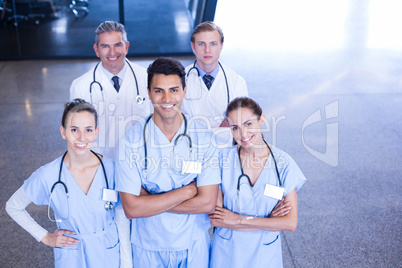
[1,0,401,267]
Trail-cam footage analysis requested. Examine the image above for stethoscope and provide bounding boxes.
[89,59,145,104]
[142,113,192,178]
[48,150,113,223]
[186,60,230,104]
[236,140,282,220]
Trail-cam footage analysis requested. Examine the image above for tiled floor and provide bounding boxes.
[0,0,401,267]
[0,0,194,59]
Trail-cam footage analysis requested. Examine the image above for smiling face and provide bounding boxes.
[60,111,99,155]
[93,31,129,75]
[191,30,223,72]
[227,107,265,149]
[148,74,187,124]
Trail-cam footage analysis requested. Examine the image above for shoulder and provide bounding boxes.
[185,115,221,150]
[185,63,194,71]
[221,145,237,158]
[219,63,245,80]
[123,116,148,142]
[71,66,96,84]
[70,66,96,96]
[99,155,114,169]
[269,145,307,192]
[187,114,209,128]
[219,146,238,171]
[186,115,212,135]
[41,156,64,172]
[25,156,64,184]
[269,146,298,170]
[270,145,289,160]
[126,61,147,75]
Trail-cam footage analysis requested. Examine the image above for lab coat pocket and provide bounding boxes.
[54,243,80,251]
[54,245,80,268]
[103,223,120,268]
[215,227,232,241]
[260,231,283,267]
[104,222,119,249]
[262,231,280,246]
[105,242,120,268]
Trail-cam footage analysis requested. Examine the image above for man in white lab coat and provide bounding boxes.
[70,21,151,159]
[182,21,248,147]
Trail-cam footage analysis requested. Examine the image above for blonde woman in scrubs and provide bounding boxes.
[5,99,125,267]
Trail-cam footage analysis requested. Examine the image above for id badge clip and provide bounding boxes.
[102,188,118,202]
[181,161,202,174]
[264,184,285,200]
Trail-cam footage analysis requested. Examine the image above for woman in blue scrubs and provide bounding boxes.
[209,97,306,268]
[5,99,121,267]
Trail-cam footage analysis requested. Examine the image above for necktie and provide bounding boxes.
[203,74,213,90]
[112,76,120,92]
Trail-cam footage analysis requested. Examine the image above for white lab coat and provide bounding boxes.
[182,62,248,148]
[70,60,152,159]
[182,62,248,128]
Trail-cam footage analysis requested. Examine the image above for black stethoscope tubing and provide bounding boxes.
[51,150,112,210]
[142,113,192,175]
[89,59,144,104]
[237,139,282,191]
[186,60,230,104]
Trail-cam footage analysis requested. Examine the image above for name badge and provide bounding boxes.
[182,161,202,174]
[264,184,285,200]
[103,188,118,202]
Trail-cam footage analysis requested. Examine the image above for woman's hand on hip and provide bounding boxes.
[41,229,79,247]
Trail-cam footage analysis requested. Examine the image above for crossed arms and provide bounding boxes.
[209,189,298,232]
[120,183,219,219]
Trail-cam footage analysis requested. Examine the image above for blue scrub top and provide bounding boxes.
[23,155,119,268]
[116,115,221,251]
[210,145,306,268]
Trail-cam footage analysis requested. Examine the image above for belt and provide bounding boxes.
[67,221,116,267]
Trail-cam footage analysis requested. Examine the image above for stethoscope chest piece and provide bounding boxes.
[104,201,114,211]
[136,95,145,104]
[102,188,118,211]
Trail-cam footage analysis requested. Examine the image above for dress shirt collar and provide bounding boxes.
[195,61,219,79]
[101,60,128,84]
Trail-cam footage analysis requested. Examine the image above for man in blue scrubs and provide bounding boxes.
[115,58,220,267]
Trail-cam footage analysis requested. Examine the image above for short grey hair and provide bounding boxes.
[95,21,128,45]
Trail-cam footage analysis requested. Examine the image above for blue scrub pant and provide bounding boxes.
[132,231,210,268]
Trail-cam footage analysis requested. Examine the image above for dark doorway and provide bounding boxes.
[0,0,217,60]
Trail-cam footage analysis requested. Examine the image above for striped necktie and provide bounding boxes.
[202,74,213,90]
[112,76,120,92]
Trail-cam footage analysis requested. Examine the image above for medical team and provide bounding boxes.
[6,20,306,268]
